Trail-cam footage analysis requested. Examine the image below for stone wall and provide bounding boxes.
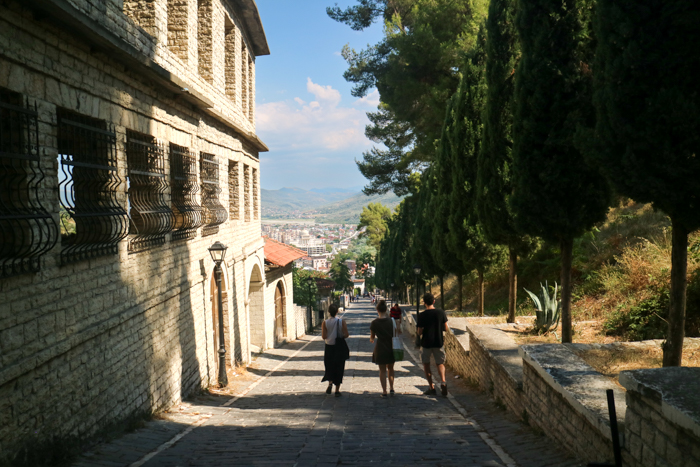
[0,0,267,461]
[620,368,700,467]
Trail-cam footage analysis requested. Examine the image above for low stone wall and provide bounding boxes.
[620,367,700,467]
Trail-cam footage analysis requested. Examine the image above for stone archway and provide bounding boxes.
[248,263,265,352]
[274,280,287,346]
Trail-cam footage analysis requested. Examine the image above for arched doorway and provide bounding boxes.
[274,281,287,346]
[248,263,265,352]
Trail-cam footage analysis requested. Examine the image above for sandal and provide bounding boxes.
[326,385,332,395]
[335,391,342,397]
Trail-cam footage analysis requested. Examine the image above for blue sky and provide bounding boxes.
[254,1,384,191]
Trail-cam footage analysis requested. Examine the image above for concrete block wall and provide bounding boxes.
[0,0,266,461]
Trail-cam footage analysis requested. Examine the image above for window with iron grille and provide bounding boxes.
[57,108,128,265]
[170,143,203,240]
[200,152,227,237]
[252,167,258,220]
[243,164,250,222]
[126,130,174,252]
[228,160,239,220]
[0,88,58,277]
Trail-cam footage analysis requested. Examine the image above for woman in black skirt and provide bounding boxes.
[321,304,349,396]
[370,300,396,396]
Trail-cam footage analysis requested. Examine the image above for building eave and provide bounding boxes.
[227,0,270,56]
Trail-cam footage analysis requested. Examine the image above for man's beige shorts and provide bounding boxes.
[421,347,446,365]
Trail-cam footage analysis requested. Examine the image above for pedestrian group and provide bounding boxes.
[321,293,449,397]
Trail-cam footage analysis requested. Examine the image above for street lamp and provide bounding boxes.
[413,264,421,315]
[390,282,395,308]
[305,276,315,331]
[208,241,228,387]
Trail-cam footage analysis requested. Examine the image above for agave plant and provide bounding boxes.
[523,281,561,334]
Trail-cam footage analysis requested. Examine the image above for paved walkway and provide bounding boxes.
[72,300,583,467]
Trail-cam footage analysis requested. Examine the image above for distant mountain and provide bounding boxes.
[262,187,403,223]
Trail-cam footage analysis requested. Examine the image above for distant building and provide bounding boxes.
[309,255,327,270]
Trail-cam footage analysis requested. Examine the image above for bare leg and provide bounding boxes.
[437,364,446,385]
[378,365,387,394]
[388,363,395,391]
[335,383,341,394]
[422,362,434,389]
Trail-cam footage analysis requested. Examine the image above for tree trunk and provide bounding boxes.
[508,248,518,324]
[560,237,574,343]
[663,218,688,367]
[458,275,463,312]
[478,269,485,317]
[440,275,445,310]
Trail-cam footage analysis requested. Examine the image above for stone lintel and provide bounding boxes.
[519,344,625,441]
[619,367,700,439]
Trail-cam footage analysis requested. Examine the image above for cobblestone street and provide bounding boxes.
[73,300,583,467]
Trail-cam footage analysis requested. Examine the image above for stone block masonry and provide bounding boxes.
[0,0,271,462]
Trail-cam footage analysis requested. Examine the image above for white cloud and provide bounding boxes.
[355,89,380,108]
[256,78,373,153]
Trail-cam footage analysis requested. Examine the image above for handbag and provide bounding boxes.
[335,318,350,361]
[392,319,404,361]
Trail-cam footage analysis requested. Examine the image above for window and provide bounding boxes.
[126,130,174,252]
[241,42,248,116]
[224,17,236,102]
[57,109,128,264]
[252,167,258,220]
[167,0,189,61]
[200,152,227,236]
[0,88,57,277]
[227,160,239,220]
[170,143,203,240]
[198,0,213,82]
[243,164,250,222]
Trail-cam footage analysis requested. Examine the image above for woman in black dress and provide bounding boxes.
[321,304,349,396]
[370,300,396,396]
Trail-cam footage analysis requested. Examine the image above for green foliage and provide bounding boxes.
[357,202,392,251]
[590,1,700,233]
[292,266,322,308]
[523,282,561,334]
[512,0,610,243]
[329,258,353,292]
[330,0,488,195]
[603,285,669,341]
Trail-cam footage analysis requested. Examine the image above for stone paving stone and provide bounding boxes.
[71,300,585,466]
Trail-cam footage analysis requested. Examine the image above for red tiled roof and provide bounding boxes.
[264,237,307,267]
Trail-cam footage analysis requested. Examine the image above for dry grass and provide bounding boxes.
[572,341,700,385]
[509,320,623,345]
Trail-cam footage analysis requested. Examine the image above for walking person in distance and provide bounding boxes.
[321,304,349,397]
[369,300,396,397]
[416,293,449,396]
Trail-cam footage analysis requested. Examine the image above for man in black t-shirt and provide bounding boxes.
[416,293,449,396]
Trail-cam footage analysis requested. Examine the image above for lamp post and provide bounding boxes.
[305,276,314,331]
[208,241,228,387]
[413,264,421,315]
[390,282,395,308]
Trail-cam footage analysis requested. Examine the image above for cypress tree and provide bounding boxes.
[477,0,533,323]
[512,0,610,343]
[447,32,501,316]
[591,0,700,366]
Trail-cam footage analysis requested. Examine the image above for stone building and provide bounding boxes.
[0,0,303,462]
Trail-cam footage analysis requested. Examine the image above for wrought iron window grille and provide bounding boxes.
[0,88,58,278]
[170,143,203,241]
[200,152,227,237]
[58,108,128,264]
[243,164,250,222]
[126,130,174,252]
[228,160,239,220]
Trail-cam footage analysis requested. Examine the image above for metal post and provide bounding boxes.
[307,283,313,332]
[215,263,228,387]
[415,276,419,316]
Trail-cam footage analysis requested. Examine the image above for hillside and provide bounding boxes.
[262,187,402,223]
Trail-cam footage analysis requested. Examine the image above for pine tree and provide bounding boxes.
[477,0,533,323]
[591,0,700,365]
[447,32,501,316]
[512,0,610,343]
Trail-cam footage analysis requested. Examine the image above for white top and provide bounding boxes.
[324,318,342,345]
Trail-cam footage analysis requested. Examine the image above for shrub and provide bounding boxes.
[603,284,668,341]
